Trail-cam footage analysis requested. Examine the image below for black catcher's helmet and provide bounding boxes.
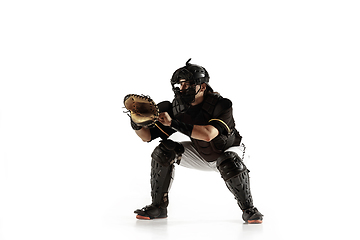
[170,58,210,87]
[170,59,210,112]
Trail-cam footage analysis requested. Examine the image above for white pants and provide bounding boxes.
[178,141,248,172]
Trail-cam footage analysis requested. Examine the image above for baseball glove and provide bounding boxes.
[123,94,159,127]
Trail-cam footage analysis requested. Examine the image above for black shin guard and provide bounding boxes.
[150,139,184,208]
[150,158,174,208]
[217,151,254,210]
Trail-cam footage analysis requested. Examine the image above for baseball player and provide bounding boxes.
[126,59,263,224]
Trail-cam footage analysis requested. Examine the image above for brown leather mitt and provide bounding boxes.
[123,94,159,127]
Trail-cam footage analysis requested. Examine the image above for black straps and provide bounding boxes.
[130,118,142,130]
[151,139,184,166]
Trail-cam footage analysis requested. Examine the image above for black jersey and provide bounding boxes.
[149,93,242,162]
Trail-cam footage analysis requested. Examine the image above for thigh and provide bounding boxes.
[179,141,218,172]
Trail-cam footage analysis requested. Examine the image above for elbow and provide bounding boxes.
[192,125,219,142]
[203,135,213,142]
[202,126,219,142]
[205,127,219,142]
[203,132,217,142]
[141,136,151,142]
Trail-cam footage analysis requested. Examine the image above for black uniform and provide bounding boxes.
[150,93,242,161]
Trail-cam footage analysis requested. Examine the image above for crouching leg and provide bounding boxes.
[134,139,184,220]
[217,151,263,223]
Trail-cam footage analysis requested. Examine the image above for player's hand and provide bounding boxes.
[158,112,172,127]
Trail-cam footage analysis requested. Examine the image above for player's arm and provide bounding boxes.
[191,125,219,142]
[128,117,152,142]
[158,98,233,142]
[133,123,175,143]
[135,127,152,142]
[158,112,219,142]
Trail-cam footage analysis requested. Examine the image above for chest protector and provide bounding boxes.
[173,93,241,162]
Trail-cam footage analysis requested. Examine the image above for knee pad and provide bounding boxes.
[151,139,184,167]
[216,151,247,181]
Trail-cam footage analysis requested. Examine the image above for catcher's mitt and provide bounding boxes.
[123,94,159,127]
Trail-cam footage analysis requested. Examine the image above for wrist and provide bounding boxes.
[131,119,142,130]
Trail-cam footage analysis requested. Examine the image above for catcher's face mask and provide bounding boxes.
[170,59,209,116]
[171,68,201,115]
[173,81,200,103]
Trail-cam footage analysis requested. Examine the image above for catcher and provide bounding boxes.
[124,59,263,224]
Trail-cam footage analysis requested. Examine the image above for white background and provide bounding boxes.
[1,1,359,239]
